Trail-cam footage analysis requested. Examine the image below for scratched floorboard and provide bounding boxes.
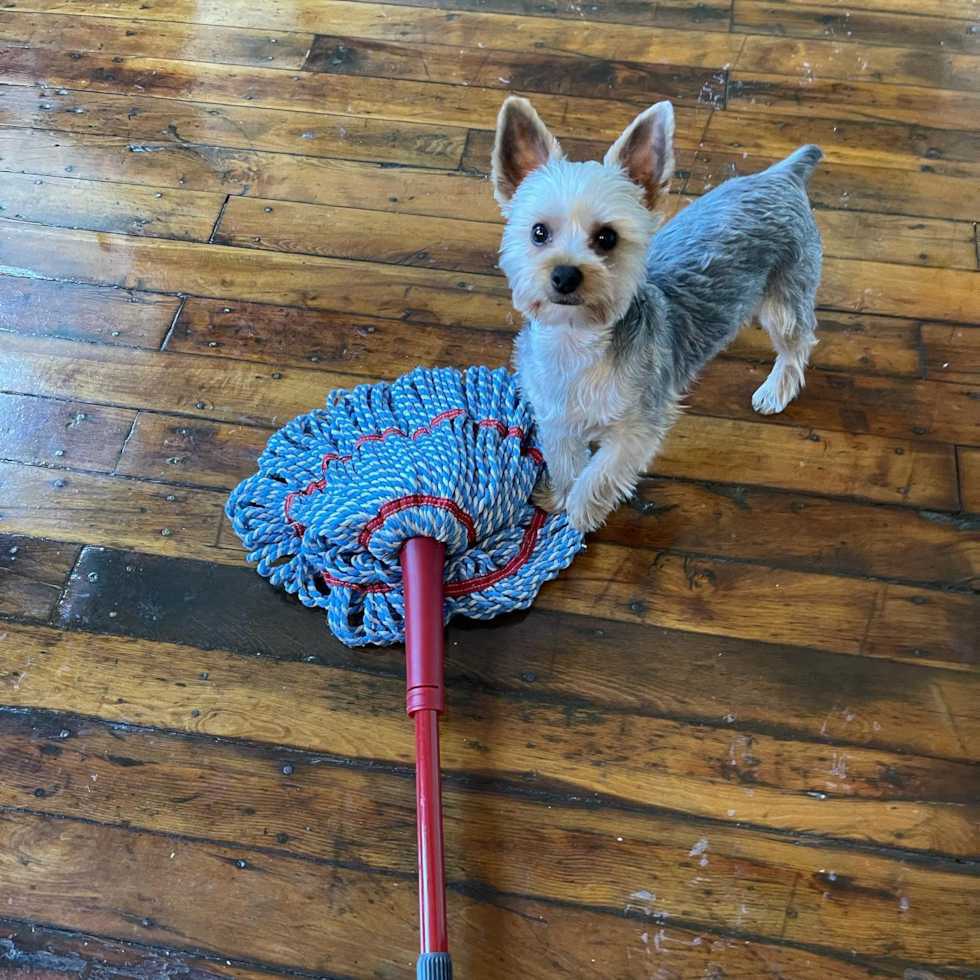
[0,0,978,977]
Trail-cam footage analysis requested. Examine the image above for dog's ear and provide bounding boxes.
[491,97,563,209]
[604,101,675,211]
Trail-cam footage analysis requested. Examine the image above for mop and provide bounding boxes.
[226,365,584,978]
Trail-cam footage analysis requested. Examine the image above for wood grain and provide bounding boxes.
[213,196,502,274]
[1,331,958,507]
[692,359,980,446]
[812,210,979,270]
[56,543,980,761]
[818,255,980,324]
[0,171,225,241]
[0,275,179,347]
[3,710,978,958]
[0,535,79,620]
[727,312,921,377]
[0,226,513,330]
[167,297,514,372]
[0,460,230,565]
[9,0,747,66]
[1,622,978,854]
[303,33,727,106]
[0,392,135,471]
[0,11,315,68]
[960,447,980,513]
[728,72,980,133]
[171,297,922,380]
[700,107,980,179]
[686,148,980,221]
[5,805,967,980]
[733,0,980,55]
[0,129,503,220]
[0,48,711,149]
[920,323,980,384]
[735,32,980,93]
[0,85,469,170]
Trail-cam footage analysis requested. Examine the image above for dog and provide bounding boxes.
[490,96,823,532]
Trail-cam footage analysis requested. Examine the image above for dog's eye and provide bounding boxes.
[531,223,550,246]
[594,227,618,251]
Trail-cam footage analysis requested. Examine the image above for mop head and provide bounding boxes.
[226,365,585,646]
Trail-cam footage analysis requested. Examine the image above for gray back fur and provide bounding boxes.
[610,145,824,412]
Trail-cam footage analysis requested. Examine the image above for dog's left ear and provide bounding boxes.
[604,101,675,212]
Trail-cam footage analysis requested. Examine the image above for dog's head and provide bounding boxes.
[492,96,675,332]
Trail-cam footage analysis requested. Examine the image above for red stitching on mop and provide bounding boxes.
[284,478,327,535]
[355,426,404,449]
[431,408,466,426]
[321,507,548,597]
[321,573,394,594]
[358,495,477,549]
[444,507,547,597]
[321,452,352,476]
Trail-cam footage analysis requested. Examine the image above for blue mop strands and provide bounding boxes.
[226,365,585,646]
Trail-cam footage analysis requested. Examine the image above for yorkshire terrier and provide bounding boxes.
[491,96,823,532]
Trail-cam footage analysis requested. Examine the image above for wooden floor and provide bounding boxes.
[1,0,979,976]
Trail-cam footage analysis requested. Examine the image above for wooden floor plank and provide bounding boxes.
[302,33,727,107]
[2,711,978,961]
[735,32,980,93]
[0,129,503,220]
[6,805,967,980]
[0,276,179,347]
[0,11,315,68]
[0,392,136,472]
[686,148,980,222]
[292,0,735,30]
[1,622,978,853]
[541,544,978,668]
[700,107,980,179]
[811,210,979,270]
[728,72,980,133]
[0,535,79,620]
[0,460,230,566]
[959,447,980,514]
[0,49,712,149]
[921,323,980,384]
[56,543,980,762]
[692,359,980,446]
[0,227,513,329]
[0,922,297,980]
[728,313,921,376]
[0,333,959,508]
[213,196,502,275]
[10,0,747,67]
[0,171,225,243]
[818,256,980,325]
[0,85,469,171]
[733,0,980,55]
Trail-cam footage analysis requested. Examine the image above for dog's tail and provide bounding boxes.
[773,144,823,184]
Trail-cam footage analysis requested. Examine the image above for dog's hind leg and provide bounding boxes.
[751,260,820,416]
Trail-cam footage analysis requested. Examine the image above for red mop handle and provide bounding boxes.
[401,538,453,979]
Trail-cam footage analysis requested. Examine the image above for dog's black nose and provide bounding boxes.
[551,265,583,295]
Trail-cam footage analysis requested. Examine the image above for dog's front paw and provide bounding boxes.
[533,477,569,514]
[565,485,613,534]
